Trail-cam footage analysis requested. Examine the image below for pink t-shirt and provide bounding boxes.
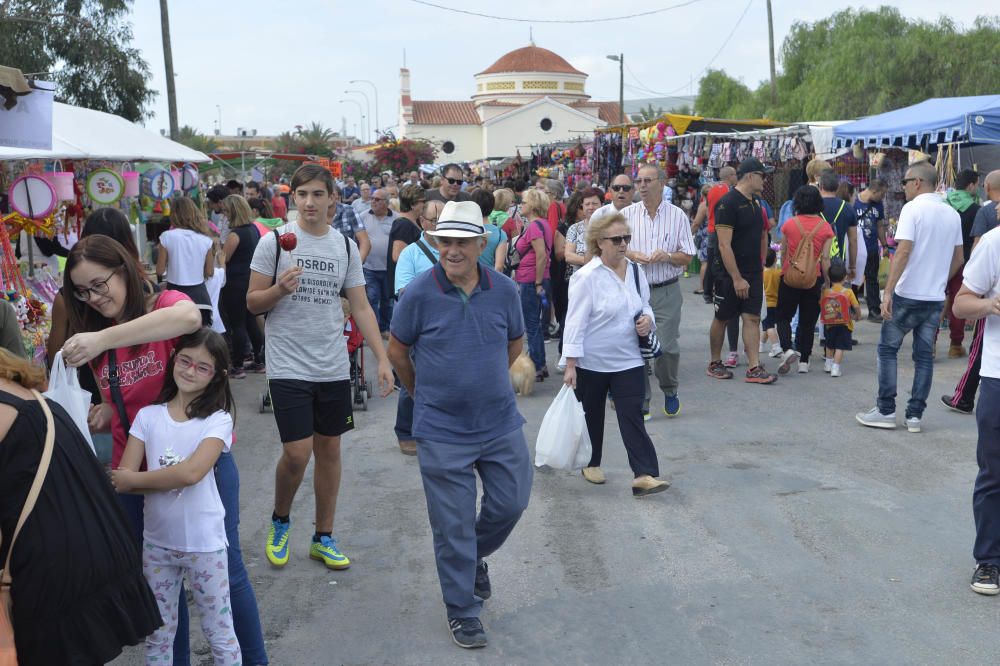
[514,218,553,284]
[91,289,191,467]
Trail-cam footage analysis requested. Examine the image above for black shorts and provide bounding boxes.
[714,272,764,322]
[824,324,853,351]
[269,379,354,443]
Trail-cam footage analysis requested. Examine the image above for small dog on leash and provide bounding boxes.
[509,349,536,396]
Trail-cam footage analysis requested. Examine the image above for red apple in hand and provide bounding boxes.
[278,232,297,251]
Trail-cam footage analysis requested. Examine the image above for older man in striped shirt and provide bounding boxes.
[623,164,697,418]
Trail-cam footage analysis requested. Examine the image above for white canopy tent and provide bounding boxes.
[0,102,209,163]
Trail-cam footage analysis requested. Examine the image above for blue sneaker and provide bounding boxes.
[663,394,681,418]
[310,535,350,570]
[266,518,291,567]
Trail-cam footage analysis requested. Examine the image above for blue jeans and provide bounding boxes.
[118,454,268,665]
[519,280,549,372]
[974,377,1000,565]
[364,267,393,331]
[876,293,943,418]
[394,384,414,440]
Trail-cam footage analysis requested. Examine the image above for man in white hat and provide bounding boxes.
[387,200,532,649]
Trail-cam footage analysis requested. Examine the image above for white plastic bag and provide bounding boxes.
[43,351,96,454]
[534,384,591,470]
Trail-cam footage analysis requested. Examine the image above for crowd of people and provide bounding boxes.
[2,154,1000,663]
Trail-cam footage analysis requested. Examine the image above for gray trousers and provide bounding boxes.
[645,280,683,403]
[416,428,533,619]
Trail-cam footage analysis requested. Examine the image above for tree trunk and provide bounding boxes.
[160,0,179,140]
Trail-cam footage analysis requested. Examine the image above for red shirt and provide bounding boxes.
[546,201,565,234]
[706,183,729,234]
[92,289,191,467]
[781,215,834,278]
[271,195,288,221]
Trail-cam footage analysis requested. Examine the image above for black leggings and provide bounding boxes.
[574,365,659,478]
[166,282,212,327]
[220,279,262,368]
[775,277,822,362]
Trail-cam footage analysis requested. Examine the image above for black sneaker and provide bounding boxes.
[971,563,1000,595]
[449,617,487,648]
[941,394,974,414]
[474,560,491,600]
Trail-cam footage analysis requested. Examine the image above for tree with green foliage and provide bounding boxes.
[696,7,1000,121]
[0,0,156,121]
[630,103,665,123]
[175,126,217,154]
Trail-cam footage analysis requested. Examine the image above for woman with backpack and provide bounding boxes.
[513,188,553,382]
[775,185,834,375]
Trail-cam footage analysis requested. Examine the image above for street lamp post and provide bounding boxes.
[350,79,379,141]
[606,54,624,124]
[339,99,366,142]
[345,89,372,143]
[216,104,222,135]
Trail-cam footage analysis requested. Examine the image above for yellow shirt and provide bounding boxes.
[763,266,781,307]
[822,283,860,330]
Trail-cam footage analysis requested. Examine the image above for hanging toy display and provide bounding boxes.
[180,163,199,192]
[142,167,175,200]
[86,168,125,206]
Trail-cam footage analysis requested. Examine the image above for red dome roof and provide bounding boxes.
[477,46,585,76]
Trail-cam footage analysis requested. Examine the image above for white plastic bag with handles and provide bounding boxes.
[534,384,591,470]
[43,351,96,454]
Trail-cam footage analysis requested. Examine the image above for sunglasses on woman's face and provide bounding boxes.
[602,234,632,245]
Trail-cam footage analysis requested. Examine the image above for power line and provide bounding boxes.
[408,0,705,24]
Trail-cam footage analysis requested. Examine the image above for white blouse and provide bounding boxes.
[561,257,655,373]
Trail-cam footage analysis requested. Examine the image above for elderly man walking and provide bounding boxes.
[388,201,531,649]
[857,161,964,432]
[623,164,697,418]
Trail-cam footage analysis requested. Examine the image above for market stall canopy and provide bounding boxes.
[0,102,210,162]
[599,112,787,135]
[833,96,1000,150]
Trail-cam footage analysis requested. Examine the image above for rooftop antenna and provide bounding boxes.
[403,48,407,67]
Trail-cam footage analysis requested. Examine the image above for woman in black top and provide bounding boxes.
[0,348,161,664]
[221,194,263,378]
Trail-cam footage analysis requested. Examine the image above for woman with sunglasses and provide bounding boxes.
[561,213,669,497]
[60,235,270,665]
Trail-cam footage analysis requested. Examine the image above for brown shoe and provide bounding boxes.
[949,345,967,358]
[632,475,670,497]
[398,440,417,456]
[581,467,606,484]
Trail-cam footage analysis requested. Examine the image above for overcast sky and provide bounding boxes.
[129,0,991,139]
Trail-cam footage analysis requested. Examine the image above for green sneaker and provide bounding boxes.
[310,535,350,570]
[266,518,291,567]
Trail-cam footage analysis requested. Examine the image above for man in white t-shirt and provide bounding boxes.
[953,225,1000,595]
[248,164,393,572]
[857,161,963,433]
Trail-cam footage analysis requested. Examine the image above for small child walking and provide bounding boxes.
[761,248,782,358]
[821,260,861,377]
[111,329,242,666]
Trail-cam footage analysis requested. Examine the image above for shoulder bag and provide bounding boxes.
[0,390,56,666]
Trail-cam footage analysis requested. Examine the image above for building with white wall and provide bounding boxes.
[399,44,620,164]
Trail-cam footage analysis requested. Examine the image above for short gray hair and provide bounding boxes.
[819,170,840,193]
[638,164,665,181]
[907,161,938,188]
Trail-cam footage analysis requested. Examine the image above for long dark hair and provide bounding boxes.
[83,208,140,258]
[64,235,151,335]
[155,328,235,420]
[564,191,585,226]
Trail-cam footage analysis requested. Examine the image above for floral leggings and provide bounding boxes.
[143,541,242,665]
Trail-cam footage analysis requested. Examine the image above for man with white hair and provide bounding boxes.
[388,200,531,649]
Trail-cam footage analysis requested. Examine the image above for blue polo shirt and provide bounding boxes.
[390,262,526,443]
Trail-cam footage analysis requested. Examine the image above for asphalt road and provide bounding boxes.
[112,278,996,665]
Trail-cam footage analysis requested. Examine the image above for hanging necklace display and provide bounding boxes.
[85,168,125,205]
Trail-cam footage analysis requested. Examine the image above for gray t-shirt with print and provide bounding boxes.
[250,222,365,382]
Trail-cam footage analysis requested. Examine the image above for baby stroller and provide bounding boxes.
[345,315,370,411]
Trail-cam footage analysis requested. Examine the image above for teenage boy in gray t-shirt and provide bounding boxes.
[248,164,393,572]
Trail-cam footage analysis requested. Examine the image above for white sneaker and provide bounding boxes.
[759,341,768,353]
[723,351,739,368]
[824,359,833,373]
[798,361,810,373]
[769,343,783,358]
[777,349,799,375]
[856,407,897,429]
[905,416,922,433]
[831,364,842,377]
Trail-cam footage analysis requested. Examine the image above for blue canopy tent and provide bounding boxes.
[833,95,1000,151]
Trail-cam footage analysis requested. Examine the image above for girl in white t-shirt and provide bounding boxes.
[111,329,241,665]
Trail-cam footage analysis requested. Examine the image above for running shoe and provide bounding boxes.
[230,366,247,379]
[777,350,799,375]
[309,535,350,570]
[266,518,291,567]
[723,351,739,368]
[856,407,896,429]
[706,360,734,379]
[971,563,1000,596]
[940,394,974,414]
[663,394,681,417]
[745,365,777,384]
[449,617,487,648]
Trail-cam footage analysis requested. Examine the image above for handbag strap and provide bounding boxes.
[107,348,131,436]
[0,389,56,587]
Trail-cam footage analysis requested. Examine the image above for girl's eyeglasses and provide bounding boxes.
[72,271,117,302]
[175,354,216,377]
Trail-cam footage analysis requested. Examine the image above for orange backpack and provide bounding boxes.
[785,217,821,289]
[821,288,852,326]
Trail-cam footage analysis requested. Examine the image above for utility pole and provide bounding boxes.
[766,0,777,104]
[607,53,624,124]
[159,0,179,140]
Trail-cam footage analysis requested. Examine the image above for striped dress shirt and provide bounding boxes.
[621,199,697,285]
